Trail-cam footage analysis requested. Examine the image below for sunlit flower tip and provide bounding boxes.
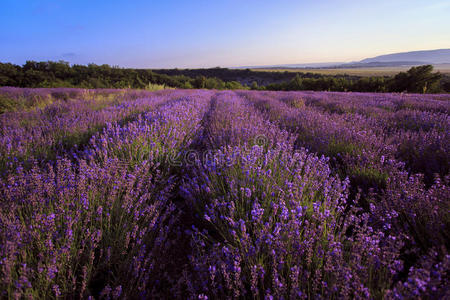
[244,188,252,198]
[53,284,61,297]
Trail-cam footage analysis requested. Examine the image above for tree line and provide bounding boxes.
[0,61,448,93]
[0,61,247,90]
[265,65,447,93]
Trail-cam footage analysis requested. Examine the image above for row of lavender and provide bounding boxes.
[0,88,449,298]
[0,87,143,113]
[179,92,395,298]
[179,91,449,298]
[237,90,449,297]
[0,88,212,298]
[0,88,195,174]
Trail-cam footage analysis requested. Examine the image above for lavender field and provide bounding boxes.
[0,87,449,299]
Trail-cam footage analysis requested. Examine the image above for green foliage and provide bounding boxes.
[288,74,303,90]
[326,140,362,159]
[349,166,389,191]
[145,83,169,91]
[0,94,19,113]
[0,61,447,93]
[353,77,387,92]
[0,61,246,91]
[226,81,246,90]
[390,65,442,93]
[263,65,446,93]
[182,81,193,89]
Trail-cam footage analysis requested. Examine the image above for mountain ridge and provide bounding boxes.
[242,49,450,69]
[359,49,450,64]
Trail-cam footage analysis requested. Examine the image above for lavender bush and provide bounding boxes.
[0,88,448,299]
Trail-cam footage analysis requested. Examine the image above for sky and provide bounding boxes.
[0,0,449,68]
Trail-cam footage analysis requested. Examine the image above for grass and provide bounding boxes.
[145,83,173,91]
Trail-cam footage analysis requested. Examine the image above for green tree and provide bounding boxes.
[0,63,20,86]
[194,76,207,89]
[390,65,441,93]
[287,74,303,90]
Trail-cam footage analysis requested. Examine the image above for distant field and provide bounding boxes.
[253,63,450,76]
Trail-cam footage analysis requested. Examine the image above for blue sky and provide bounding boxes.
[0,0,449,68]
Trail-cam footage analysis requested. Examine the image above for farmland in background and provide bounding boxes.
[252,63,450,76]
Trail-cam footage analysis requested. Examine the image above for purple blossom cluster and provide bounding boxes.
[0,88,196,174]
[0,88,448,298]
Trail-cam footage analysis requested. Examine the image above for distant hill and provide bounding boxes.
[359,49,450,64]
[334,61,431,69]
[245,49,450,70]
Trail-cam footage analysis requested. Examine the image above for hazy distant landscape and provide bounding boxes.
[1,1,449,299]
[358,48,450,64]
[251,49,450,76]
[254,63,450,76]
